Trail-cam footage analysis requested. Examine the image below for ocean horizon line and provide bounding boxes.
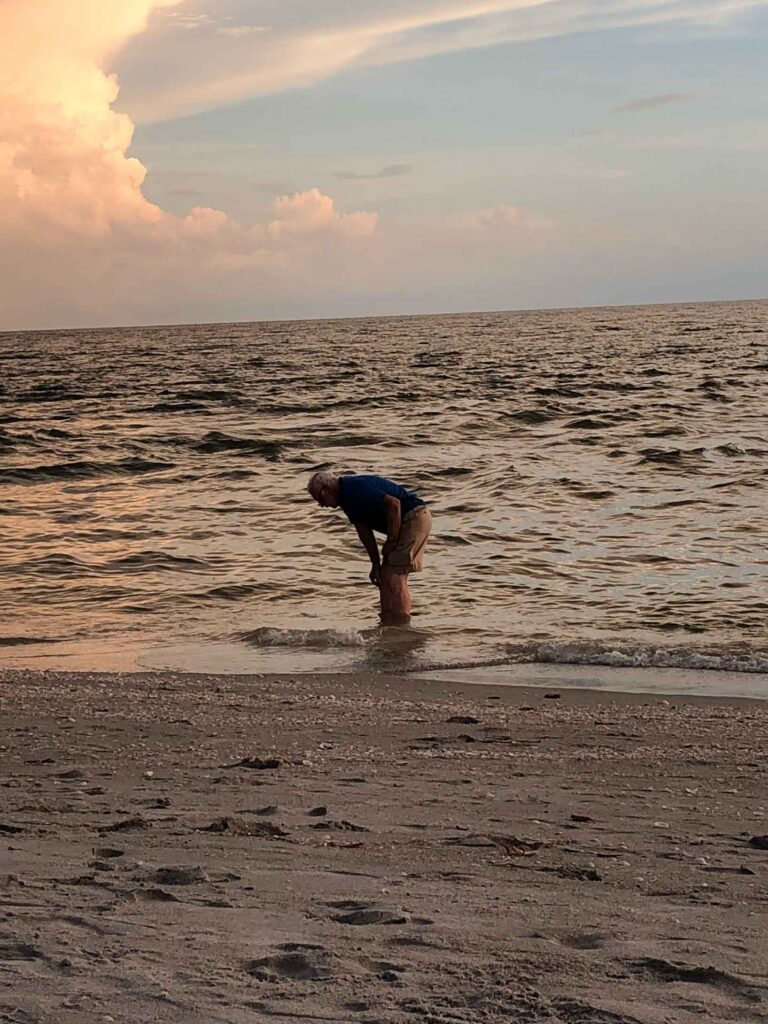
[2,293,767,338]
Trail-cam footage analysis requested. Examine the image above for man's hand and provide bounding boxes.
[355,523,382,585]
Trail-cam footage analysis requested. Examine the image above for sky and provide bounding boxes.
[1,1,767,330]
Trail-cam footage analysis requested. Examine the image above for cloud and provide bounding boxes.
[0,0,178,238]
[0,0,378,328]
[612,92,694,113]
[335,164,414,181]
[0,0,552,330]
[115,1,757,123]
[216,25,270,38]
[267,189,379,241]
[437,203,555,252]
[166,10,213,30]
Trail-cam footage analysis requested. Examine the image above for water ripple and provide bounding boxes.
[0,300,766,675]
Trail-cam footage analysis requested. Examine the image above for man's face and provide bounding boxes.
[311,481,338,508]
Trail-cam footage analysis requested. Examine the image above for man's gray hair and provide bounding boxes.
[307,470,338,495]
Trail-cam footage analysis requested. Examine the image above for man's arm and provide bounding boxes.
[354,523,382,587]
[381,494,402,560]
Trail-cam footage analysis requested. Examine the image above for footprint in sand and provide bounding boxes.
[244,942,335,983]
[88,859,116,872]
[0,937,45,961]
[98,816,149,833]
[92,847,125,859]
[358,956,408,982]
[387,935,444,950]
[326,899,409,926]
[551,997,647,1024]
[628,958,763,1004]
[246,948,334,982]
[130,887,180,903]
[148,866,208,886]
[245,943,404,985]
[559,932,607,950]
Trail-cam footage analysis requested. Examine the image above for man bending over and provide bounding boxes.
[307,471,432,624]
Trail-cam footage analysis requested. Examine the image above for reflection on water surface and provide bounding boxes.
[1,301,766,678]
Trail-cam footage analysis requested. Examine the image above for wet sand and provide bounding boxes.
[1,668,767,1023]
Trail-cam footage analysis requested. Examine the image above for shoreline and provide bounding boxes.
[2,661,768,705]
[2,667,767,1022]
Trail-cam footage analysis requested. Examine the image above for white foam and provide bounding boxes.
[240,626,370,649]
[505,640,768,675]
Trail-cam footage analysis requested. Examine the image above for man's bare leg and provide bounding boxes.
[378,575,392,617]
[380,568,411,625]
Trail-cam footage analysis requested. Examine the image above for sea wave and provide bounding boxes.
[0,550,217,579]
[142,400,214,414]
[188,432,282,458]
[238,628,768,675]
[400,641,768,676]
[637,446,708,468]
[502,640,768,675]
[0,458,173,485]
[240,626,371,649]
[2,303,766,678]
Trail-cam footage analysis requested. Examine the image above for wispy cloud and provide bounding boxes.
[613,92,694,113]
[216,25,269,38]
[116,2,757,123]
[165,10,213,30]
[335,164,413,181]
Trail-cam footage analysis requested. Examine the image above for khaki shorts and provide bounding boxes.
[384,506,432,574]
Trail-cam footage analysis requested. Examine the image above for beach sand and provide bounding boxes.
[1,668,767,1023]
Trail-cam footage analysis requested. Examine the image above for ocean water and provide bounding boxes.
[1,301,766,683]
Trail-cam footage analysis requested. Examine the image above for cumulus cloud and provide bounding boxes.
[116,0,756,123]
[469,203,553,242]
[0,0,555,330]
[268,189,378,241]
[0,0,378,328]
[0,0,173,236]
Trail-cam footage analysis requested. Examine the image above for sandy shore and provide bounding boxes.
[1,668,767,1024]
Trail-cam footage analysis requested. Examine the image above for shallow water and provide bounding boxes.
[1,301,766,683]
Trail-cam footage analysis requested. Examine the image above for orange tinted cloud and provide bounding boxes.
[268,189,379,242]
[0,1,377,327]
[0,2,560,330]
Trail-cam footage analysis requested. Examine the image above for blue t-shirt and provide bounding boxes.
[339,475,425,535]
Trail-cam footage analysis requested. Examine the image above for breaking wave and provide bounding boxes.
[240,630,768,676]
[240,626,371,649]
[486,641,768,675]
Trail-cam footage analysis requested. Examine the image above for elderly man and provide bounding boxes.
[307,471,432,624]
